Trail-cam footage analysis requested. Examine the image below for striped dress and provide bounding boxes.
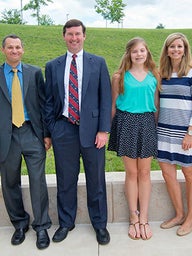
[157,69,192,167]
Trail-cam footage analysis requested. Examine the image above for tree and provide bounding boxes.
[156,23,165,29]
[23,0,53,25]
[95,0,111,27]
[20,0,23,23]
[109,0,126,24]
[0,9,25,24]
[39,14,54,25]
[95,0,126,27]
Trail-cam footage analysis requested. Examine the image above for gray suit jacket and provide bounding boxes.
[0,63,49,163]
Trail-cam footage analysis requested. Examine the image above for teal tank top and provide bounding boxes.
[116,71,157,113]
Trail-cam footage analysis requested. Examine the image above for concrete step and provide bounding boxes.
[0,222,191,256]
[0,170,186,226]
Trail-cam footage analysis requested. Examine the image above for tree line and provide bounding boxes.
[1,0,54,26]
[0,0,165,28]
[0,0,126,26]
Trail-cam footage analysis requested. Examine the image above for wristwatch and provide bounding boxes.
[188,130,192,136]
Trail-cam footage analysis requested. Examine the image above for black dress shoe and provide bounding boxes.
[52,225,75,242]
[11,226,29,245]
[36,229,50,250]
[95,228,110,245]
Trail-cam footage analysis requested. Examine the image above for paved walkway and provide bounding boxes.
[0,222,192,256]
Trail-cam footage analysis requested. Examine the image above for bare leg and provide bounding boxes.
[138,157,152,239]
[177,166,192,235]
[159,162,185,228]
[123,156,140,239]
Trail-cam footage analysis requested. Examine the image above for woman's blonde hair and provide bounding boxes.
[159,32,192,79]
[115,37,160,94]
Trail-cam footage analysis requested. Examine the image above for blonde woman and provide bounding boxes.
[108,37,160,240]
[157,32,192,236]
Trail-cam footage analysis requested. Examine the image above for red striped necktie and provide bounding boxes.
[68,54,80,124]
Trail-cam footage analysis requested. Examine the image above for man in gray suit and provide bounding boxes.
[45,19,112,245]
[0,34,51,249]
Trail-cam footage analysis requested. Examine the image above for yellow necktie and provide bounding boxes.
[12,69,25,127]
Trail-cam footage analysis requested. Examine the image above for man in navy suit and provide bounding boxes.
[0,34,51,249]
[45,19,112,245]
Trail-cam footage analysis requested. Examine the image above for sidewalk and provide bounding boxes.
[0,222,192,256]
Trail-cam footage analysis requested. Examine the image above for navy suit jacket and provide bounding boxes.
[0,63,48,163]
[45,51,112,147]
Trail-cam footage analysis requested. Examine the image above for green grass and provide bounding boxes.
[1,24,190,174]
[21,149,161,175]
[1,24,192,74]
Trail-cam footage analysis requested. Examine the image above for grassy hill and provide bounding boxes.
[1,24,192,75]
[1,24,191,173]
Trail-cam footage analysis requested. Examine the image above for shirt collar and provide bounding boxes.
[4,62,22,73]
[67,49,83,58]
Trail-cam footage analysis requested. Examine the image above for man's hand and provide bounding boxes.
[95,132,109,149]
[44,137,52,151]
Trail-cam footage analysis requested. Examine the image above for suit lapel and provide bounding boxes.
[57,55,66,106]
[82,52,92,100]
[22,64,31,99]
[0,65,11,103]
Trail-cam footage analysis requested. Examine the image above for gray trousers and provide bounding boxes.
[0,122,51,231]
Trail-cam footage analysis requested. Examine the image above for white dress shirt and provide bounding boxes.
[63,49,83,117]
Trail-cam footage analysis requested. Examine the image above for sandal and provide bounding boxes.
[128,221,140,240]
[139,223,152,240]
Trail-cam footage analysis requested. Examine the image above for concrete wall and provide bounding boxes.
[0,170,186,226]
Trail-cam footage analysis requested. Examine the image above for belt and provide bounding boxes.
[60,116,80,126]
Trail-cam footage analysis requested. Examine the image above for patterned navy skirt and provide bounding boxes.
[108,109,157,158]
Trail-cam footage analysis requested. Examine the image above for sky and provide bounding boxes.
[0,0,192,29]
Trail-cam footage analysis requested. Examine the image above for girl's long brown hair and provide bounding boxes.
[114,37,160,94]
